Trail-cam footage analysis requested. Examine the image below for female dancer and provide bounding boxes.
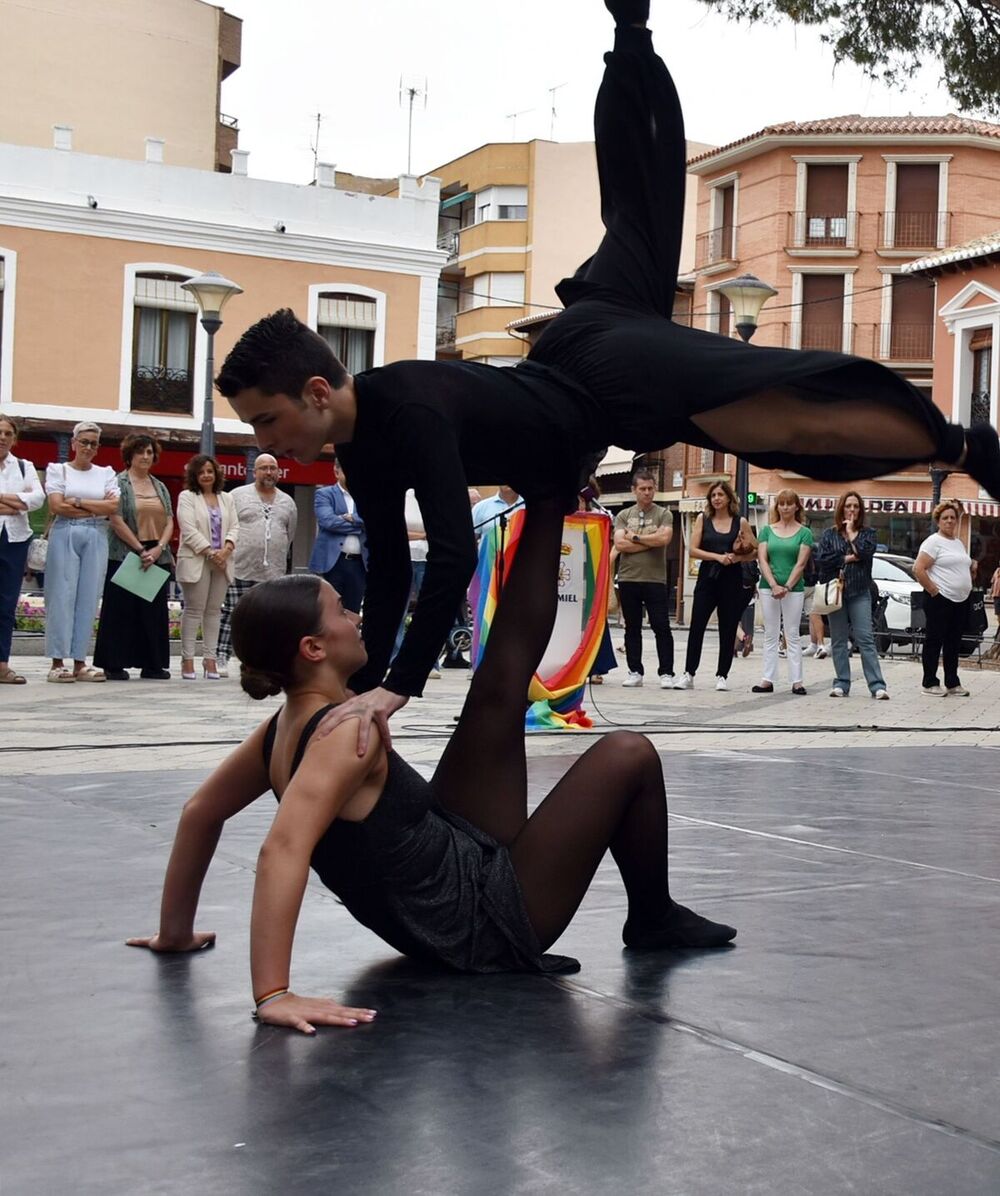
[754,490,814,696]
[128,498,735,1034]
[674,479,756,692]
[815,491,888,700]
[216,1,1000,750]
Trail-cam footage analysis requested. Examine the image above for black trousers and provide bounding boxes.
[922,593,970,689]
[528,26,964,478]
[0,528,30,662]
[618,580,674,676]
[684,568,749,680]
[324,555,367,615]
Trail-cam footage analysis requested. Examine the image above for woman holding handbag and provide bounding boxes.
[0,415,45,684]
[176,456,238,680]
[815,491,888,700]
[93,434,175,680]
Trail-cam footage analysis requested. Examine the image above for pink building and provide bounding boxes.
[684,116,1000,564]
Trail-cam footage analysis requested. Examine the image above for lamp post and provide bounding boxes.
[717,274,779,517]
[180,271,243,456]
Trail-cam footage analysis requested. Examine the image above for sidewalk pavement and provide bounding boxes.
[6,625,999,778]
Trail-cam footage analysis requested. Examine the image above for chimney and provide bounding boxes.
[53,125,73,151]
[145,137,165,164]
[315,161,337,189]
[231,149,249,176]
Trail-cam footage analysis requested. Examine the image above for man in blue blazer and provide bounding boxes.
[309,458,369,612]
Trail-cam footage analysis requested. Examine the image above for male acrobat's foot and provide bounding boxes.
[623,901,737,949]
[604,0,649,26]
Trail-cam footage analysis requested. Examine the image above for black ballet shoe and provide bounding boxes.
[751,683,773,694]
[623,902,737,950]
[962,424,1000,501]
[604,0,649,24]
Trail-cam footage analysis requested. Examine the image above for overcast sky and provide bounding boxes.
[219,0,962,185]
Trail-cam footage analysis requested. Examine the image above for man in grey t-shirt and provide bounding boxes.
[613,468,675,688]
[216,453,298,675]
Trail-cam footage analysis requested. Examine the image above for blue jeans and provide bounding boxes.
[44,518,108,660]
[0,527,31,662]
[827,591,886,695]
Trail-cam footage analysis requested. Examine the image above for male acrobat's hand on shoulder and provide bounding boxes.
[253,992,377,1036]
[126,931,216,952]
[314,687,409,757]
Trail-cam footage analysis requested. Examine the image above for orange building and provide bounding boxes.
[683,115,1000,578]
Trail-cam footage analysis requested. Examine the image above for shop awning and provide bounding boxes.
[440,190,473,211]
[595,445,635,476]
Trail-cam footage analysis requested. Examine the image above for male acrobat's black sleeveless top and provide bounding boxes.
[263,706,579,975]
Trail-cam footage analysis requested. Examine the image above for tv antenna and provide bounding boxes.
[309,112,325,175]
[399,75,428,174]
[548,82,568,140]
[506,107,534,140]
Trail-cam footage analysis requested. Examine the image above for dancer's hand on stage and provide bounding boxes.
[126,931,216,952]
[315,686,409,756]
[253,992,377,1035]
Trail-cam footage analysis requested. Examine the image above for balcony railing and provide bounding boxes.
[130,366,193,415]
[436,315,457,348]
[782,323,854,353]
[871,322,934,361]
[786,210,858,250]
[971,390,992,427]
[878,210,951,250]
[695,224,735,269]
[437,229,460,261]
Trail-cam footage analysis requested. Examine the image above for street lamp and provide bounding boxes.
[718,273,779,517]
[180,271,243,456]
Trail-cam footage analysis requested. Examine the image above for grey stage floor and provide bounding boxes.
[3,746,1000,1194]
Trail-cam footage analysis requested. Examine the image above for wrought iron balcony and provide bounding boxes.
[130,366,194,415]
[871,323,935,361]
[971,390,992,427]
[786,210,858,250]
[878,211,951,251]
[781,323,854,353]
[437,230,460,261]
[436,315,457,348]
[695,224,736,269]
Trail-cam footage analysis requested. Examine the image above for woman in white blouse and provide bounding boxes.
[0,415,45,683]
[44,421,120,682]
[176,455,238,680]
[914,499,976,696]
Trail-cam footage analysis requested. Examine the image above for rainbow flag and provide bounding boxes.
[469,510,612,731]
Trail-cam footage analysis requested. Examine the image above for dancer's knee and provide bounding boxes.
[601,729,662,776]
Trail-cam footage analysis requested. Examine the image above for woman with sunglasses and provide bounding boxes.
[43,422,120,682]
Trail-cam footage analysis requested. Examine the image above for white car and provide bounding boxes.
[871,553,923,645]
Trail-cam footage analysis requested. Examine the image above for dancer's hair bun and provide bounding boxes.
[241,663,282,700]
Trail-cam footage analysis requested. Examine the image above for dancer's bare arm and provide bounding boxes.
[248,724,383,1033]
[127,721,274,952]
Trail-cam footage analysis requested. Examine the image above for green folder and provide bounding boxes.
[110,553,170,602]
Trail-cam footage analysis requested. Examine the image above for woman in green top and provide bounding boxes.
[753,489,814,695]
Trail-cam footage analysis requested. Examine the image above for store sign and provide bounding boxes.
[802,495,925,515]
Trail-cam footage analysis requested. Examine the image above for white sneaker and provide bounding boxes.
[946,685,970,697]
[922,685,945,696]
[216,661,229,678]
[829,686,847,697]
[428,668,442,680]
[873,689,890,701]
[802,644,817,657]
[621,671,644,688]
[715,675,729,691]
[659,673,676,689]
[815,646,829,660]
[673,672,694,690]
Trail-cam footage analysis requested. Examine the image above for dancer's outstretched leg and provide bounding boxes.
[509,730,736,951]
[430,498,565,845]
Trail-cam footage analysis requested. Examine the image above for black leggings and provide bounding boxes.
[922,593,969,689]
[528,25,967,482]
[429,499,679,951]
[684,570,749,680]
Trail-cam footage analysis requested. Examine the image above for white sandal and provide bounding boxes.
[73,667,106,682]
[47,667,76,683]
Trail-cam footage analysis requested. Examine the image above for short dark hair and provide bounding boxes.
[232,574,325,699]
[0,414,21,438]
[184,454,223,493]
[215,308,348,400]
[121,433,161,467]
[632,468,656,487]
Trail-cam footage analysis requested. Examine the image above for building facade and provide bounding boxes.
[681,115,1000,605]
